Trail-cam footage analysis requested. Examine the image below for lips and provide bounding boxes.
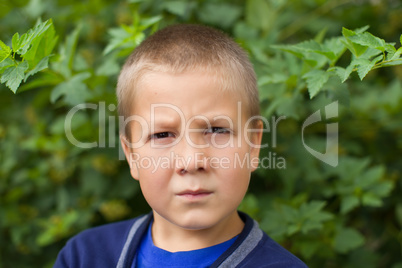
[176,189,212,200]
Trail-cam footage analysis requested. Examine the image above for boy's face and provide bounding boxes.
[121,71,262,231]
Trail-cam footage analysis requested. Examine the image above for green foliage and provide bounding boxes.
[333,227,365,254]
[0,19,57,93]
[0,40,12,62]
[273,26,402,98]
[103,13,161,55]
[1,1,401,267]
[261,200,333,237]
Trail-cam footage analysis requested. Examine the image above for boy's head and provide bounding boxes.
[117,24,259,136]
[118,24,263,241]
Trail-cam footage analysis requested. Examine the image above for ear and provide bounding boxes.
[120,134,140,181]
[248,120,263,172]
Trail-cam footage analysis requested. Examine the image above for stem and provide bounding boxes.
[372,59,402,70]
[10,52,18,65]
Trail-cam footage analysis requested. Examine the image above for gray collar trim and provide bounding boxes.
[116,214,149,268]
[116,215,263,268]
[218,220,263,267]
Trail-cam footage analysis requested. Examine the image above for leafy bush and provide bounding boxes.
[1,1,401,267]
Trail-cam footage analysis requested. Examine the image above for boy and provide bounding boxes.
[55,24,308,268]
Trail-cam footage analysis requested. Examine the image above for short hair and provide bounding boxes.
[117,24,259,136]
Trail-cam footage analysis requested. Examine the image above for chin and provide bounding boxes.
[174,210,223,230]
[179,220,215,230]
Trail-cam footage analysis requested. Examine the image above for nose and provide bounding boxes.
[175,134,209,175]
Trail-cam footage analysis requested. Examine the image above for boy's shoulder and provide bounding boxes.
[54,213,152,268]
[236,230,308,267]
[217,212,308,268]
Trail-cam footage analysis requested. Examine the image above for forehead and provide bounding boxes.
[132,71,247,121]
[137,68,247,98]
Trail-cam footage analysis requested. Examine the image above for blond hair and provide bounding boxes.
[117,24,259,135]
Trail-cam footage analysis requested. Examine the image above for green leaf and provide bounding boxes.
[258,73,288,85]
[104,27,136,55]
[354,25,370,34]
[390,47,402,60]
[246,0,272,32]
[103,26,145,55]
[16,71,63,92]
[23,19,57,67]
[340,195,359,214]
[353,55,382,80]
[138,15,163,30]
[11,20,52,56]
[354,58,373,80]
[96,54,120,76]
[162,1,189,17]
[297,240,321,259]
[0,40,12,63]
[272,40,331,68]
[336,157,371,183]
[287,224,300,235]
[103,14,161,56]
[0,61,29,93]
[358,165,385,189]
[54,24,81,78]
[371,181,394,197]
[23,0,46,18]
[328,64,354,83]
[36,210,79,246]
[275,93,303,119]
[349,32,386,51]
[361,192,382,207]
[334,227,365,253]
[24,55,51,82]
[302,69,330,98]
[271,44,304,59]
[0,58,14,74]
[299,201,333,234]
[384,43,396,54]
[314,27,327,43]
[261,210,287,238]
[281,205,298,222]
[12,32,23,52]
[342,27,368,57]
[322,37,347,64]
[50,72,91,105]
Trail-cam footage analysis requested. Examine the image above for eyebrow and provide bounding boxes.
[151,114,182,129]
[150,112,237,129]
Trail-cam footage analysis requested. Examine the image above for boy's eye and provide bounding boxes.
[150,132,175,139]
[205,127,231,134]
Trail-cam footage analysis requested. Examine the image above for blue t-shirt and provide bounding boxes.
[134,222,237,268]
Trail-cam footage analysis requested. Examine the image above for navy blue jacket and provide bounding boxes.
[54,212,308,268]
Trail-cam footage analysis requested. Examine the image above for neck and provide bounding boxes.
[151,211,244,252]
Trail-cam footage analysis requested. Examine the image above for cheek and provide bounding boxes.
[212,145,251,169]
[139,172,170,208]
[134,146,171,173]
[215,148,251,189]
[136,151,172,198]
[218,173,249,211]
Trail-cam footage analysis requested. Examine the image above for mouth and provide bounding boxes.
[176,189,213,200]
